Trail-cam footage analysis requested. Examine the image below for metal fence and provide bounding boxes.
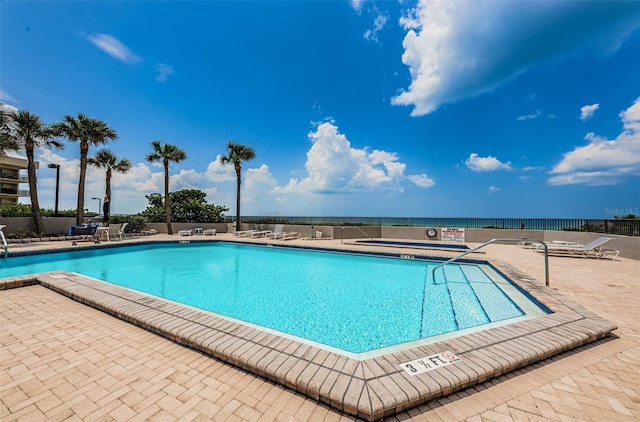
[241,216,640,237]
[2,212,638,236]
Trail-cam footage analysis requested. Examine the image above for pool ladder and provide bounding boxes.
[0,225,7,259]
[420,239,549,338]
[431,238,549,286]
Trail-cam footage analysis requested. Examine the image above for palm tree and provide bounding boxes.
[88,148,132,204]
[219,141,255,227]
[145,140,187,234]
[0,104,19,155]
[52,113,117,224]
[5,110,64,234]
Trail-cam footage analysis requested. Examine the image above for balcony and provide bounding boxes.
[0,173,28,182]
[0,188,29,197]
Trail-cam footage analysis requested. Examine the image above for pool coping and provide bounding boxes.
[0,244,617,421]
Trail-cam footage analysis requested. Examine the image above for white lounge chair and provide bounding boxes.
[267,224,299,240]
[234,229,257,237]
[250,230,272,237]
[278,232,300,240]
[178,229,193,236]
[265,224,284,239]
[536,237,619,260]
[203,229,217,236]
[302,231,333,240]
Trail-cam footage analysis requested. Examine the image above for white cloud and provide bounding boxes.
[407,173,435,188]
[0,89,18,105]
[351,0,364,12]
[364,13,388,42]
[465,153,512,172]
[392,1,640,116]
[549,97,640,185]
[580,103,600,121]
[86,33,141,64]
[0,102,18,114]
[33,123,434,215]
[517,110,541,121]
[243,164,278,205]
[273,122,434,194]
[488,186,500,194]
[155,63,174,82]
[203,156,236,183]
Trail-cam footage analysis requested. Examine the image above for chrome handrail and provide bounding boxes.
[419,238,549,337]
[0,225,7,259]
[431,238,549,286]
[340,226,373,243]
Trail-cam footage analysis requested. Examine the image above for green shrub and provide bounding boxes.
[108,215,148,233]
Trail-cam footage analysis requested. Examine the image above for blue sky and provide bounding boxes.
[2,0,640,218]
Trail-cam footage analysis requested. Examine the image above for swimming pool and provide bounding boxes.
[0,242,546,354]
[1,240,617,421]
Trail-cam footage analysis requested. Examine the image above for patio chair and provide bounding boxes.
[178,229,193,236]
[102,223,127,241]
[536,237,619,260]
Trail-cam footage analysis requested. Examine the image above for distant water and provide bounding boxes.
[246,216,635,232]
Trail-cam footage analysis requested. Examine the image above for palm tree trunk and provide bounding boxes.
[77,144,88,225]
[164,160,172,234]
[26,147,46,234]
[235,166,241,226]
[105,168,112,200]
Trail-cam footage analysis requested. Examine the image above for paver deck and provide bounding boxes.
[1,234,638,421]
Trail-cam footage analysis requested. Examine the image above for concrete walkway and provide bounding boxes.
[1,235,639,421]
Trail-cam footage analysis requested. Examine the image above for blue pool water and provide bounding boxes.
[1,242,534,353]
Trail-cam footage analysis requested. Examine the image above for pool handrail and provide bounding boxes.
[0,225,7,259]
[431,238,549,286]
[340,226,373,243]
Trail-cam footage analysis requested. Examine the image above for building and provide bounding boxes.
[0,156,37,206]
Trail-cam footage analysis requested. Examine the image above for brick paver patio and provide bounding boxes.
[1,235,638,421]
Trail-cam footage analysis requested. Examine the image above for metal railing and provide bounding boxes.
[431,238,549,286]
[241,216,640,237]
[419,238,549,338]
[0,173,28,182]
[340,226,373,243]
[0,225,7,258]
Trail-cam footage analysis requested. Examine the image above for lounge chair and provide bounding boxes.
[519,239,580,249]
[249,230,272,237]
[278,232,300,240]
[302,231,333,240]
[234,229,257,237]
[267,225,299,240]
[265,224,284,239]
[536,237,619,260]
[203,229,217,236]
[178,229,193,236]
